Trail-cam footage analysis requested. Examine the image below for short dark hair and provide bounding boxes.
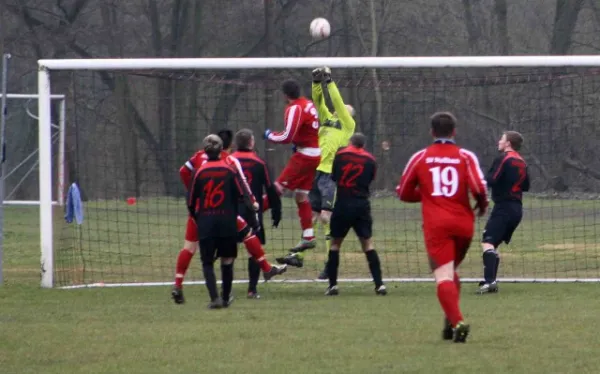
[217,129,233,150]
[235,128,254,150]
[203,134,223,159]
[281,79,301,100]
[504,130,524,151]
[350,132,366,148]
[430,111,457,138]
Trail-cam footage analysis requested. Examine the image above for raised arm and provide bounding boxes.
[327,81,355,135]
[266,104,301,144]
[396,150,425,203]
[312,82,333,123]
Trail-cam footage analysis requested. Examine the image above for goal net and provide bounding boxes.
[37,57,600,288]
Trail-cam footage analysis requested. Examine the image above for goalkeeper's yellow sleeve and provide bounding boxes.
[326,82,356,138]
[312,82,333,125]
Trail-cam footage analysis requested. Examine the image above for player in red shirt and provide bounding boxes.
[397,112,488,343]
[264,79,321,252]
[172,129,286,304]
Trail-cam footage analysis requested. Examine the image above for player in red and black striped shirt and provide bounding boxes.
[478,131,529,294]
[172,129,286,305]
[230,129,282,299]
[325,133,386,296]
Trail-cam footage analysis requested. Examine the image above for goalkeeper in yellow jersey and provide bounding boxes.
[276,66,356,279]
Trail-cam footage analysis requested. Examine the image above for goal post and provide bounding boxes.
[37,56,600,288]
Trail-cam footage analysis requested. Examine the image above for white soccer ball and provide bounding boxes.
[310,18,331,40]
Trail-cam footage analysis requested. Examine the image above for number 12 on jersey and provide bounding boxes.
[429,166,458,197]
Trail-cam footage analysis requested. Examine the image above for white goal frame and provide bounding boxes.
[2,93,66,207]
[37,55,600,288]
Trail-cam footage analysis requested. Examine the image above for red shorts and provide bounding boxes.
[184,216,247,242]
[424,227,473,270]
[277,153,320,193]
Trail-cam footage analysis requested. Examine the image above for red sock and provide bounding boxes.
[297,200,314,239]
[174,249,194,288]
[454,272,461,297]
[243,235,272,272]
[262,194,270,212]
[436,280,463,326]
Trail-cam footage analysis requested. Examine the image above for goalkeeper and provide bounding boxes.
[276,66,356,278]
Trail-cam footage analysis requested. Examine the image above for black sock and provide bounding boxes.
[202,263,219,301]
[494,253,500,281]
[483,249,497,283]
[247,258,261,293]
[326,250,340,287]
[221,263,234,301]
[365,250,383,288]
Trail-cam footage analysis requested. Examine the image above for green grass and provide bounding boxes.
[2,196,600,373]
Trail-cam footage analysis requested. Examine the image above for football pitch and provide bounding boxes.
[2,197,600,373]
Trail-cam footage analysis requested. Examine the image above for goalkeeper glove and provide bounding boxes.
[312,67,324,83]
[263,129,271,140]
[322,66,332,83]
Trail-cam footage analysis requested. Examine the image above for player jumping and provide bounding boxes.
[276,67,356,279]
[264,79,321,253]
[325,133,386,296]
[172,129,286,304]
[478,131,529,294]
[230,129,282,299]
[397,112,488,343]
[188,134,255,309]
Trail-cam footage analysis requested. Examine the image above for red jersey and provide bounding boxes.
[396,141,488,232]
[267,97,320,157]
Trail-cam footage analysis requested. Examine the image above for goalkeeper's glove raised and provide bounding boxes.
[312,67,324,83]
[263,129,271,140]
[322,66,332,83]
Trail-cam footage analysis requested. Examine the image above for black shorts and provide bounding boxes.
[330,199,372,240]
[482,201,523,247]
[199,237,238,264]
[309,171,336,212]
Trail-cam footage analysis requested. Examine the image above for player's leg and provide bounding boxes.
[199,238,221,309]
[442,235,472,340]
[279,153,320,252]
[219,237,238,308]
[247,226,266,299]
[479,207,508,294]
[427,236,469,342]
[495,203,523,282]
[171,217,199,304]
[278,175,322,268]
[355,203,385,295]
[324,205,350,295]
[317,174,336,280]
[237,215,287,281]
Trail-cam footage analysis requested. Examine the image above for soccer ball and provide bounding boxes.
[310,18,331,40]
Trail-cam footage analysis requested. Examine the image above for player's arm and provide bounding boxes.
[232,169,259,229]
[462,150,489,215]
[186,170,201,217]
[179,156,197,189]
[312,81,333,123]
[485,155,505,187]
[396,151,425,203]
[265,104,301,144]
[262,163,282,227]
[228,156,258,209]
[326,79,356,136]
[522,166,530,192]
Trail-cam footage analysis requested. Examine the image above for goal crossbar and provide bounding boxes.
[37,56,600,288]
[38,55,600,70]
